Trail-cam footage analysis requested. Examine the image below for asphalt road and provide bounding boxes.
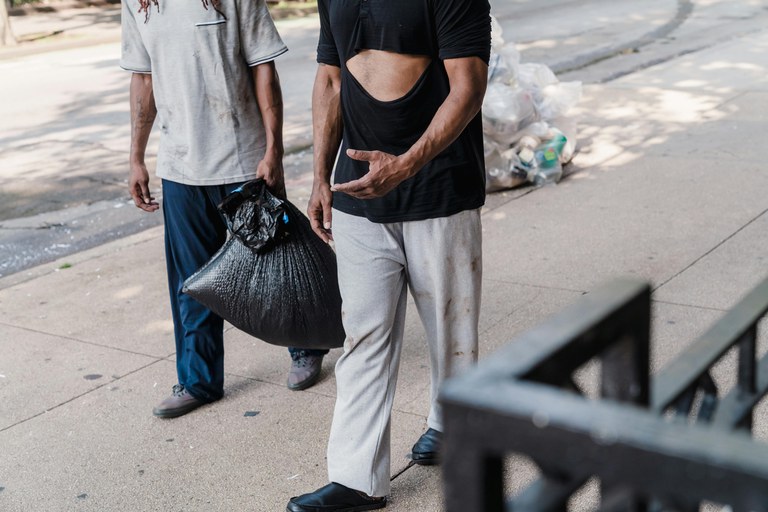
[1,0,766,277]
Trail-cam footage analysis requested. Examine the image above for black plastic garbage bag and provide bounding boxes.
[182,179,345,349]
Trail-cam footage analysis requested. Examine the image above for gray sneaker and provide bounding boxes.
[152,384,203,418]
[287,353,324,391]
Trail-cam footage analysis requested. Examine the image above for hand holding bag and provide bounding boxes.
[182,179,345,349]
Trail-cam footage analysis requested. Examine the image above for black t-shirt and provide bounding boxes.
[317,0,491,223]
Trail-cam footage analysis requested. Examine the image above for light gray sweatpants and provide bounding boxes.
[327,208,482,497]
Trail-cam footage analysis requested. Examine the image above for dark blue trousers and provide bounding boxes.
[162,180,327,403]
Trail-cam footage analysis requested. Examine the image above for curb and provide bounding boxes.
[9,0,119,17]
[8,0,317,19]
[0,34,120,60]
[1,1,317,61]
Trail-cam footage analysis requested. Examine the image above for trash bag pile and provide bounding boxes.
[484,16,582,192]
[182,179,345,349]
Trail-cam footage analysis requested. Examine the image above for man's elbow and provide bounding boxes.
[446,58,488,115]
[457,80,486,117]
[316,65,342,95]
[471,83,487,115]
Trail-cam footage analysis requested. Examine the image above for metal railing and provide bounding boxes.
[440,277,768,511]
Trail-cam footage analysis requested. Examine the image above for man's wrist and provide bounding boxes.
[312,173,332,186]
[398,151,422,179]
[264,144,284,160]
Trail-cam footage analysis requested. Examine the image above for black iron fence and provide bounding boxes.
[440,277,768,511]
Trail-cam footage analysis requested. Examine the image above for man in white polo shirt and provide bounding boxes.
[121,0,328,419]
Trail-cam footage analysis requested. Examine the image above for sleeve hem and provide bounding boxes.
[120,65,152,74]
[438,50,491,66]
[316,56,341,67]
[246,47,289,67]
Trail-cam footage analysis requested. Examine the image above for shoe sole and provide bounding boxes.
[411,453,440,466]
[286,500,386,512]
[152,402,203,419]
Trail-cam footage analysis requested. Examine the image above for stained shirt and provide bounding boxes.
[318,0,491,223]
[120,0,287,186]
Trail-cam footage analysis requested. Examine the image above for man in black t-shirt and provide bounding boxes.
[287,1,491,510]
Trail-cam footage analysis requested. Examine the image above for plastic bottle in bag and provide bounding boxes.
[549,117,578,163]
[513,135,540,183]
[533,162,563,187]
[485,143,527,192]
[515,135,540,155]
[532,132,568,186]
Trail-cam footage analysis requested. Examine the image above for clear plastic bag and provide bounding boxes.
[517,63,582,121]
[483,15,581,192]
[488,45,521,86]
[482,83,537,143]
[518,62,560,93]
[538,81,583,122]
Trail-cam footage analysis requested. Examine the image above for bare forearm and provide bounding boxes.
[312,64,343,183]
[129,73,156,165]
[402,57,487,172]
[253,61,284,158]
[128,73,159,212]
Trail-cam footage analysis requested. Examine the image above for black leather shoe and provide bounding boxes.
[287,482,386,512]
[410,428,442,466]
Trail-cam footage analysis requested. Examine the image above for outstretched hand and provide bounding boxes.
[331,149,414,199]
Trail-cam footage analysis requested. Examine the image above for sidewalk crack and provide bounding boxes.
[0,359,165,434]
[654,206,768,292]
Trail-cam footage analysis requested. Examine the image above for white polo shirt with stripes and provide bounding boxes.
[120,0,288,186]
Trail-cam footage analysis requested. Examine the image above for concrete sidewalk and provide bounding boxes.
[2,8,768,512]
